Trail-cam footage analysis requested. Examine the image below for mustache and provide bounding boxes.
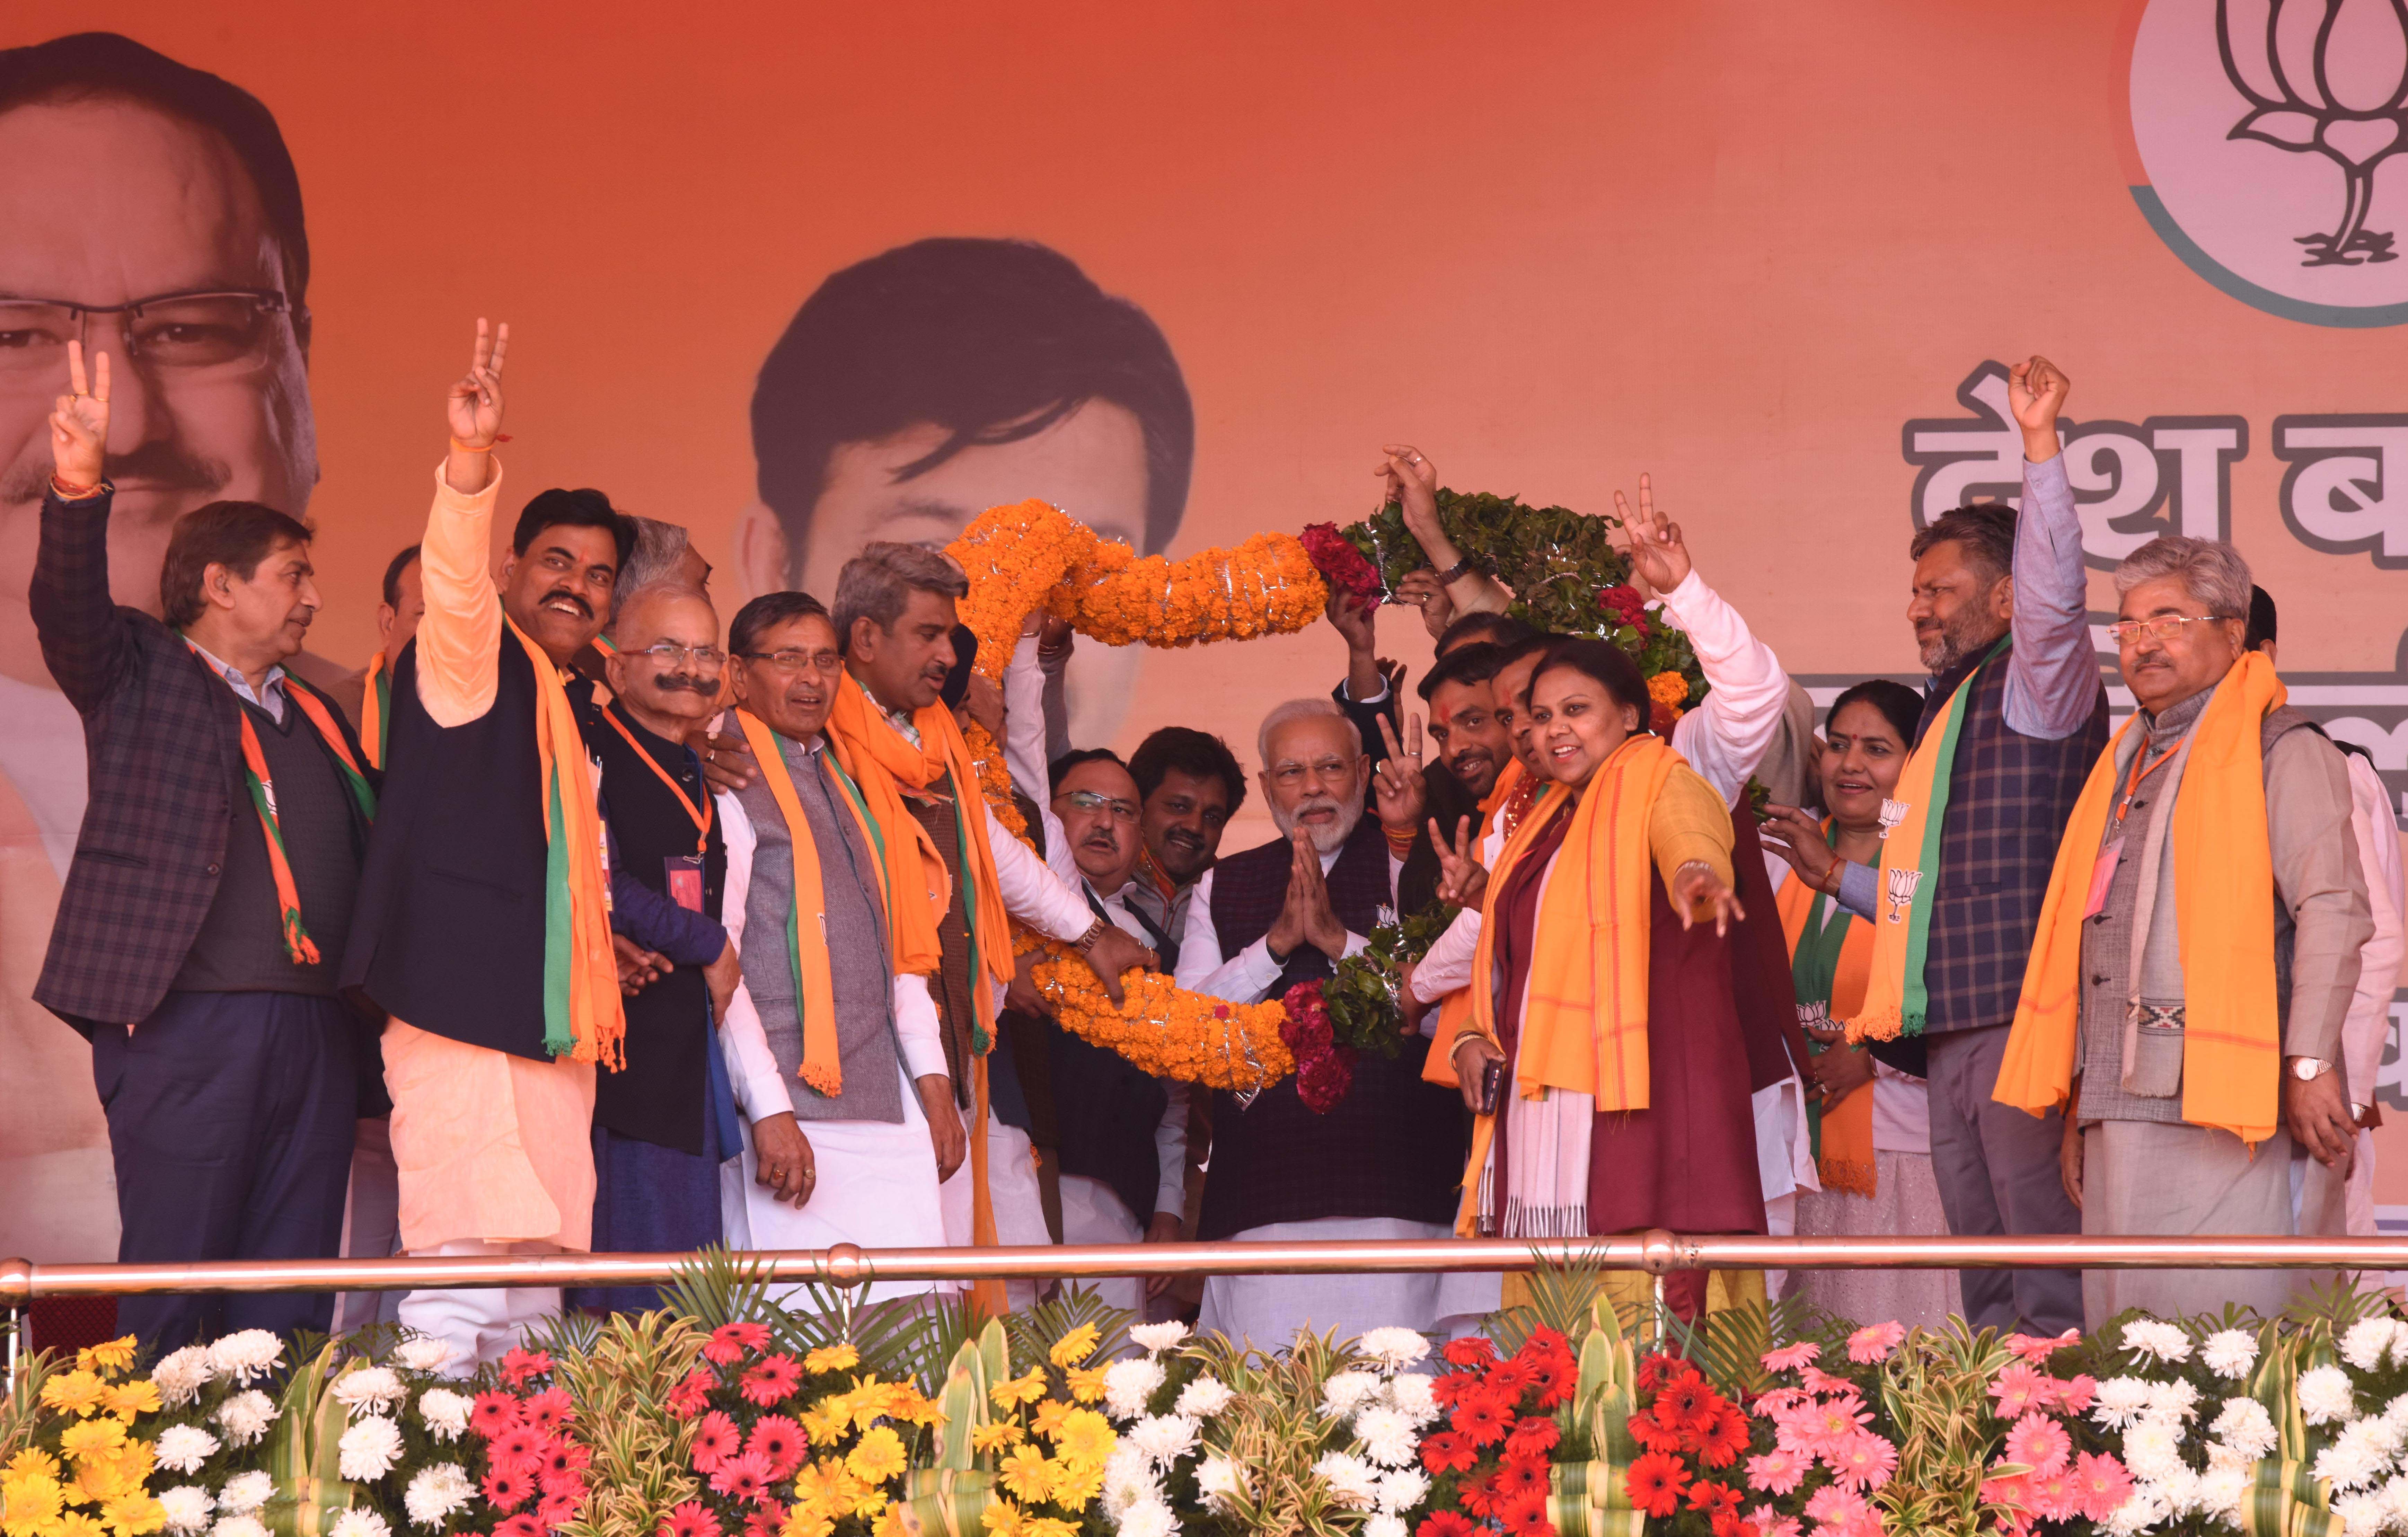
[539,588,594,620]
[653,672,716,694]
[3,440,230,505]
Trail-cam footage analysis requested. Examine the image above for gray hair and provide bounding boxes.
[2114,536,2253,619]
[610,516,699,620]
[832,542,970,648]
[608,581,717,646]
[1256,696,1356,769]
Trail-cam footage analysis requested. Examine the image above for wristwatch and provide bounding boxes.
[1072,918,1106,956]
[2288,1056,2333,1083]
[1437,556,1478,585]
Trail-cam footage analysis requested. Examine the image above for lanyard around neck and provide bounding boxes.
[600,705,712,853]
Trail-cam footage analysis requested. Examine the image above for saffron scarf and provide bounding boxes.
[821,672,1013,997]
[1424,757,1533,1088]
[1469,732,1686,1111]
[360,650,391,770]
[735,708,881,1096]
[511,617,627,1067]
[1776,837,1877,1197]
[192,646,377,965]
[1993,652,2287,1145]
[1851,636,2009,1042]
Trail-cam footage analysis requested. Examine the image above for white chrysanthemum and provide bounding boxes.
[2343,1319,2400,1372]
[1101,1445,1162,1517]
[1354,1328,1430,1373]
[1103,1357,1167,1421]
[159,1486,215,1536]
[2156,1465,2205,1517]
[416,1387,473,1442]
[1127,1414,1198,1467]
[1117,1500,1176,1537]
[1365,1516,1409,1537]
[207,1330,286,1385]
[2304,1366,2359,1426]
[2332,1490,2385,1536]
[1353,1405,1416,1468]
[211,1518,269,1537]
[1320,1370,1382,1419]
[2145,1379,2202,1424]
[328,1509,391,1537]
[2091,1376,2155,1429]
[2317,1430,2390,1494]
[1196,1454,1249,1512]
[2199,1463,2251,1522]
[404,1465,474,1530]
[2121,1318,2194,1365]
[2101,1485,2170,1537]
[153,1346,217,1407]
[1313,1451,1381,1511]
[2212,1397,2280,1461]
[155,1424,222,1476]
[1127,1322,1189,1355]
[2382,1472,2408,1528]
[2201,1329,2259,1380]
[1387,1372,1439,1425]
[337,1414,405,1482]
[1175,1376,1235,1419]
[218,1473,274,1517]
[332,1367,406,1414]
[391,1337,455,1375]
[2123,1419,2185,1484]
[214,1392,276,1448]
[1377,1468,1430,1514]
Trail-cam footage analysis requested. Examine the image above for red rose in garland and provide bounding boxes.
[1299,523,1385,603]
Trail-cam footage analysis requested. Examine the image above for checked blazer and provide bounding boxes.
[30,487,373,1033]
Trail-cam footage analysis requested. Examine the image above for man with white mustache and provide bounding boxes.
[1175,697,1480,1348]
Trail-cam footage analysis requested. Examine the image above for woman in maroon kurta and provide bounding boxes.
[1447,639,1764,1320]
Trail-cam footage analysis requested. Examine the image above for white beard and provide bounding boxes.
[1270,794,1362,855]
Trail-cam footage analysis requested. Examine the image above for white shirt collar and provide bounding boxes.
[183,635,288,723]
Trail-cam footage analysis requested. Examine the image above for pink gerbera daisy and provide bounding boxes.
[489,1426,544,1473]
[1846,1322,1906,1365]
[2047,1375,2098,1416]
[1988,1363,2047,1419]
[1799,1396,1873,1459]
[2072,1452,2134,1522]
[747,1415,806,1481]
[2002,1413,2070,1477]
[499,1348,553,1389]
[1744,1447,1809,1495]
[1760,1342,1819,1374]
[666,1367,714,1421]
[704,1322,771,1366]
[690,1410,742,1474]
[535,1489,581,1529]
[708,1449,775,1503]
[738,1353,802,1408]
[2022,1468,2082,1523]
[659,1501,721,1537]
[1742,1511,1802,1537]
[1803,1486,1869,1527]
[494,1516,545,1537]
[1825,1430,1898,1492]
[522,1387,574,1433]
[470,1391,524,1438]
[483,1464,534,1513]
[2000,1330,2080,1367]
[741,1504,786,1537]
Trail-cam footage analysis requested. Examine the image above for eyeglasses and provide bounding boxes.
[633,641,727,671]
[0,290,301,377]
[738,647,842,674]
[1058,789,1140,823]
[2105,613,2235,645]
[1268,756,1357,788]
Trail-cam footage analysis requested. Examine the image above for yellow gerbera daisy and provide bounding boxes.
[75,1340,136,1376]
[1062,1366,1106,1405]
[100,1493,165,1537]
[995,1444,1056,1504]
[58,1512,108,1537]
[1049,1460,1103,1512]
[101,1381,159,1421]
[1046,1325,1099,1369]
[779,1511,835,1537]
[970,1422,1024,1455]
[1027,1400,1074,1437]
[1022,1518,1078,1537]
[0,1473,65,1535]
[5,1450,62,1482]
[39,1372,105,1418]
[1052,1409,1114,1469]
[872,1500,909,1537]
[988,1369,1047,1413]
[980,1498,1023,1537]
[803,1343,859,1375]
[846,1426,907,1485]
[57,1419,125,1462]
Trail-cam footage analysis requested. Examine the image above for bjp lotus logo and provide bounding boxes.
[2123,0,2408,323]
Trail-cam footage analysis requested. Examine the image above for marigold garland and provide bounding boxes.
[943,499,1314,1093]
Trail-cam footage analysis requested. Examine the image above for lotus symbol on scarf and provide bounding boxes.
[2219,0,2408,264]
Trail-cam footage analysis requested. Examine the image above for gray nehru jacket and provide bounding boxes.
[733,732,906,1124]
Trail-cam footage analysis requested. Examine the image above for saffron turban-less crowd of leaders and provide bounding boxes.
[30,324,2402,1375]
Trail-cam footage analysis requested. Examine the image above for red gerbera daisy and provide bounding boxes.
[1652,1375,1716,1433]
[483,1464,534,1513]
[470,1391,524,1438]
[747,1415,806,1481]
[494,1516,544,1537]
[1504,1416,1561,1461]
[1626,1451,1691,1519]
[1519,1355,1569,1409]
[539,1440,589,1481]
[704,1322,771,1366]
[1635,1353,1676,1392]
[522,1387,574,1433]
[1695,1406,1750,1469]
[741,1503,786,1537]
[490,1426,544,1472]
[538,1469,586,1503]
[1419,1431,1477,1474]
[1431,1371,1482,1411]
[739,1354,803,1408]
[1443,1337,1499,1370]
[1449,1393,1513,1446]
[1483,1357,1533,1401]
[1456,1474,1497,1519]
[1491,1460,1548,1502]
[1416,1514,1477,1537]
[536,1489,581,1529]
[666,1367,714,1422]
[499,1348,554,1389]
[1688,1480,1741,1519]
[690,1410,742,1474]
[658,1501,721,1537]
[1498,1492,1554,1537]
[708,1449,775,1503]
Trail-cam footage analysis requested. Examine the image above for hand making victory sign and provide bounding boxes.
[1372,713,1429,837]
[1425,815,1488,909]
[442,318,510,497]
[50,340,110,492]
[1614,473,1692,596]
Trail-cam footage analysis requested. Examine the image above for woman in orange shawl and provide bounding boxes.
[1442,639,1759,1322]
[1761,680,1960,1328]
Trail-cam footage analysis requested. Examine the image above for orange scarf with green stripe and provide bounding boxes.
[510,618,627,1068]
[360,650,391,770]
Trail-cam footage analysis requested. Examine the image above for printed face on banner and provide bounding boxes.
[0,98,317,676]
[2126,0,2408,324]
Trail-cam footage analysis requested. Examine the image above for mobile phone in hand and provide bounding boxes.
[1476,1055,1506,1117]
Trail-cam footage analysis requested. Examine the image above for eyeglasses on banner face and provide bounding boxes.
[1059,789,1140,823]
[634,641,727,671]
[738,647,843,674]
[0,290,302,377]
[2105,613,2233,645]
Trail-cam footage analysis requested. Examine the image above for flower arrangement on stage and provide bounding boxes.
[1300,491,1707,716]
[942,498,1323,1095]
[1,1335,166,1537]
[1280,904,1458,1114]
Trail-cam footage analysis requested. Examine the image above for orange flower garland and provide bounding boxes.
[946,499,1318,1092]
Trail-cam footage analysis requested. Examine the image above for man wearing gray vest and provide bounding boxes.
[713,590,966,1304]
